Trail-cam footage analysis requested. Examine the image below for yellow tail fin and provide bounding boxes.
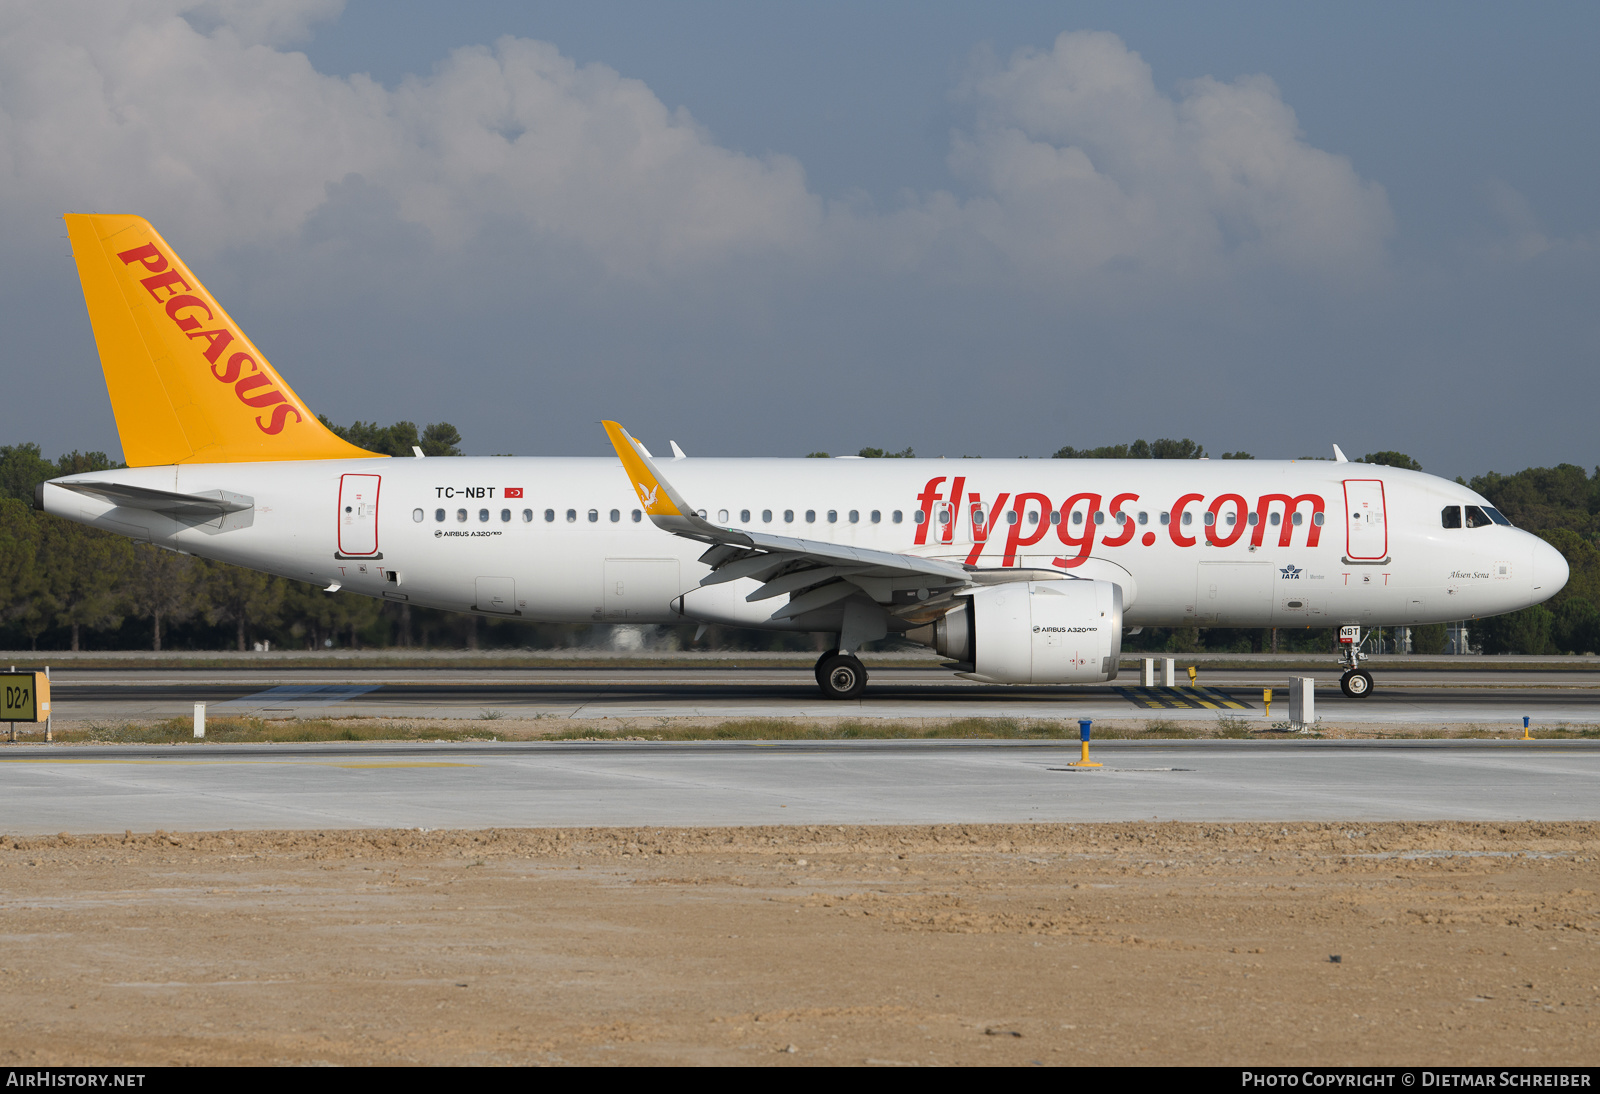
[64,214,379,466]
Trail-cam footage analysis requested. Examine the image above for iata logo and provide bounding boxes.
[1280,564,1303,579]
[116,242,302,436]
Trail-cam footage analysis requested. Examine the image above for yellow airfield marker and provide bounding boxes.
[1066,718,1102,768]
[1521,716,1534,741]
[1263,688,1273,719]
[1187,665,1198,686]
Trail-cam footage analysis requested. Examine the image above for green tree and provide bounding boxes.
[0,499,45,643]
[0,443,58,503]
[319,418,465,457]
[1411,622,1448,655]
[1053,438,1206,459]
[128,544,199,651]
[39,519,134,651]
[1469,464,1599,539]
[858,446,915,458]
[200,561,284,651]
[1359,451,1423,471]
[1219,451,1254,460]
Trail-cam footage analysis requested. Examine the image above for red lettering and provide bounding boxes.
[211,351,257,384]
[1002,492,1052,566]
[235,374,285,408]
[140,269,191,302]
[1254,494,1325,548]
[1052,492,1101,569]
[116,243,168,273]
[164,294,212,332]
[1169,493,1204,547]
[941,476,966,544]
[1206,494,1247,547]
[186,328,235,364]
[913,477,946,546]
[256,403,301,435]
[964,491,1009,565]
[1101,492,1139,547]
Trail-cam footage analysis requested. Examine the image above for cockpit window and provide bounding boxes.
[1483,506,1512,526]
[1440,506,1461,529]
[1464,505,1493,529]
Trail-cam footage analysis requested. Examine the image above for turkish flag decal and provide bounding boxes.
[505,487,524,498]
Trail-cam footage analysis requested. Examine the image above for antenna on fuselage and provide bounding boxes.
[1332,444,1349,463]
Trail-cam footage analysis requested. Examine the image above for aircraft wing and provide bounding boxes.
[602,421,1057,623]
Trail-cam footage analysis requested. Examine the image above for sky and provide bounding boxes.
[0,1,1595,477]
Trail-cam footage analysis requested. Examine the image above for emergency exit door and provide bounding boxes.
[337,474,381,557]
[1343,479,1388,560]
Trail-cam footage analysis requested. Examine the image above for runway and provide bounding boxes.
[1,739,1596,834]
[34,665,1600,725]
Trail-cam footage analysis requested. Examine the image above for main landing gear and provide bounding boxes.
[1337,624,1375,699]
[815,649,868,700]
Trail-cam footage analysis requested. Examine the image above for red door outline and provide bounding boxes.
[1342,479,1387,560]
[337,474,381,557]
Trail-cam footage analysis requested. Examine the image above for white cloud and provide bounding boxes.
[0,9,1391,289]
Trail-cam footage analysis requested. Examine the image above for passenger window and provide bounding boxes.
[544,509,555,522]
[632,509,642,522]
[1270,512,1281,526]
[806,510,816,523]
[1050,511,1061,526]
[718,509,729,523]
[740,509,751,523]
[912,510,924,525]
[1007,511,1019,525]
[1247,512,1257,526]
[412,508,424,523]
[588,509,599,522]
[1313,513,1325,526]
[827,510,837,523]
[762,509,772,523]
[893,510,903,524]
[1160,512,1170,525]
[500,509,511,522]
[849,510,859,523]
[696,509,706,518]
[1093,512,1105,526]
[1072,511,1083,526]
[1464,505,1492,529]
[1028,511,1040,525]
[522,509,533,522]
[974,509,986,527]
[938,509,950,525]
[1224,513,1235,526]
[785,509,795,523]
[566,509,576,522]
[435,508,446,522]
[1181,512,1192,526]
[1292,512,1303,526]
[871,510,881,523]
[1137,512,1148,525]
[1203,512,1214,526]
[610,509,620,522]
[1115,512,1127,525]
[457,509,468,523]
[479,509,490,522]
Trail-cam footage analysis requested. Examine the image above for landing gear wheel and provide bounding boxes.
[1340,670,1374,698]
[816,652,867,700]
[814,649,839,687]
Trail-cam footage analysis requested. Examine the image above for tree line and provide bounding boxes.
[1,431,1596,655]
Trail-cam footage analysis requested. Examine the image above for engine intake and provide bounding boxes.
[910,580,1122,684]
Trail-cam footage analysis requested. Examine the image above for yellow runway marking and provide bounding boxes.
[1116,687,1252,711]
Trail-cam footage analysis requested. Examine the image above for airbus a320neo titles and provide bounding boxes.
[37,215,1568,698]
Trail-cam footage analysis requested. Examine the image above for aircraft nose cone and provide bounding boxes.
[1531,535,1569,600]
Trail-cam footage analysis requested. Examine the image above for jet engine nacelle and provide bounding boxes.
[915,580,1122,684]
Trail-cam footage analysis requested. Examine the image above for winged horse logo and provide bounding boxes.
[638,482,660,510]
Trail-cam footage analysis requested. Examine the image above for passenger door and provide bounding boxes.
[337,474,381,558]
[1343,479,1388,561]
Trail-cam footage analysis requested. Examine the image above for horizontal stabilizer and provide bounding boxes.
[51,480,253,520]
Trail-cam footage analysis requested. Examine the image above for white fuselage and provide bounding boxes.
[44,457,1566,632]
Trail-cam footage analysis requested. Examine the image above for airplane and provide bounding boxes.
[36,214,1569,700]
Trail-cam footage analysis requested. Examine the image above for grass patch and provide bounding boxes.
[56,717,498,745]
[1214,714,1254,739]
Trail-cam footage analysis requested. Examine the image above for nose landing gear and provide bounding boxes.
[815,649,868,700]
[1337,624,1376,698]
